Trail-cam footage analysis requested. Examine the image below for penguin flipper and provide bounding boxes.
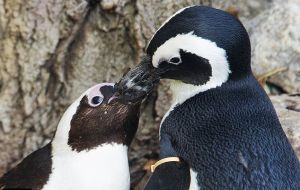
[144,161,190,190]
[0,144,52,189]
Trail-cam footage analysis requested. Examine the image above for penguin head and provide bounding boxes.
[116,6,251,102]
[53,83,140,153]
[147,5,251,83]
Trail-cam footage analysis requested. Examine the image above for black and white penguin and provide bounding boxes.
[0,83,141,190]
[116,5,300,189]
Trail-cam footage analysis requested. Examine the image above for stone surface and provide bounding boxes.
[270,94,300,158]
[246,0,300,93]
[212,0,273,22]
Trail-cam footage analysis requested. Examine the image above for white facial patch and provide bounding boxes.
[153,49,181,68]
[153,32,231,105]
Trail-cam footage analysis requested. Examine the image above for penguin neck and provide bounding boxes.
[51,96,80,154]
[160,75,253,134]
[51,97,128,155]
[159,79,218,138]
[50,142,128,163]
[51,114,130,184]
[169,77,227,106]
[50,122,130,190]
[50,114,130,189]
[44,143,130,190]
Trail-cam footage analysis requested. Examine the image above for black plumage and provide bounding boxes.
[0,144,52,189]
[161,74,300,189]
[116,5,300,189]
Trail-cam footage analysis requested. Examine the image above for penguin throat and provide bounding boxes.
[169,79,223,105]
[170,80,199,105]
[43,143,130,190]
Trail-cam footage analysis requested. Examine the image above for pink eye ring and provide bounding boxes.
[90,96,103,106]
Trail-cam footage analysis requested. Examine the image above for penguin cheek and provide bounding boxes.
[104,103,128,118]
[156,59,212,85]
[154,61,178,77]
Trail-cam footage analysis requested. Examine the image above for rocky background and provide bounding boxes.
[0,0,299,189]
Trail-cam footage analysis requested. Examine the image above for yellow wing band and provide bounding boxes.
[150,157,180,172]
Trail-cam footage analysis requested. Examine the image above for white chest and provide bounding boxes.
[42,144,130,190]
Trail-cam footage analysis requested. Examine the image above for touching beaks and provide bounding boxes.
[113,54,180,104]
[114,55,161,104]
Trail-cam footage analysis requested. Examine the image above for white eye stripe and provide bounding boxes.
[152,32,231,105]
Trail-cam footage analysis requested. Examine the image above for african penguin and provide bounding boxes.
[116,5,300,189]
[0,83,141,190]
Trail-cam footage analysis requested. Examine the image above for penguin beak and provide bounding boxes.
[115,55,160,103]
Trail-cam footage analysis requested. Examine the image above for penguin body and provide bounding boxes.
[144,161,190,190]
[0,83,140,190]
[116,5,300,189]
[161,75,300,189]
[144,133,190,190]
[43,143,130,190]
[0,144,52,189]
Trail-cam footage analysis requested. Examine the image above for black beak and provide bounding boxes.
[114,55,161,104]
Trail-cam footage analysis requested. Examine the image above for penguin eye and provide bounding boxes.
[168,57,181,65]
[90,96,103,106]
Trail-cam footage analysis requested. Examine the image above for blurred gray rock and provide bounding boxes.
[212,0,273,21]
[270,95,300,158]
[246,0,300,93]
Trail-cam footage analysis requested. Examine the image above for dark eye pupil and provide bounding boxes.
[169,57,180,63]
[91,96,102,105]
